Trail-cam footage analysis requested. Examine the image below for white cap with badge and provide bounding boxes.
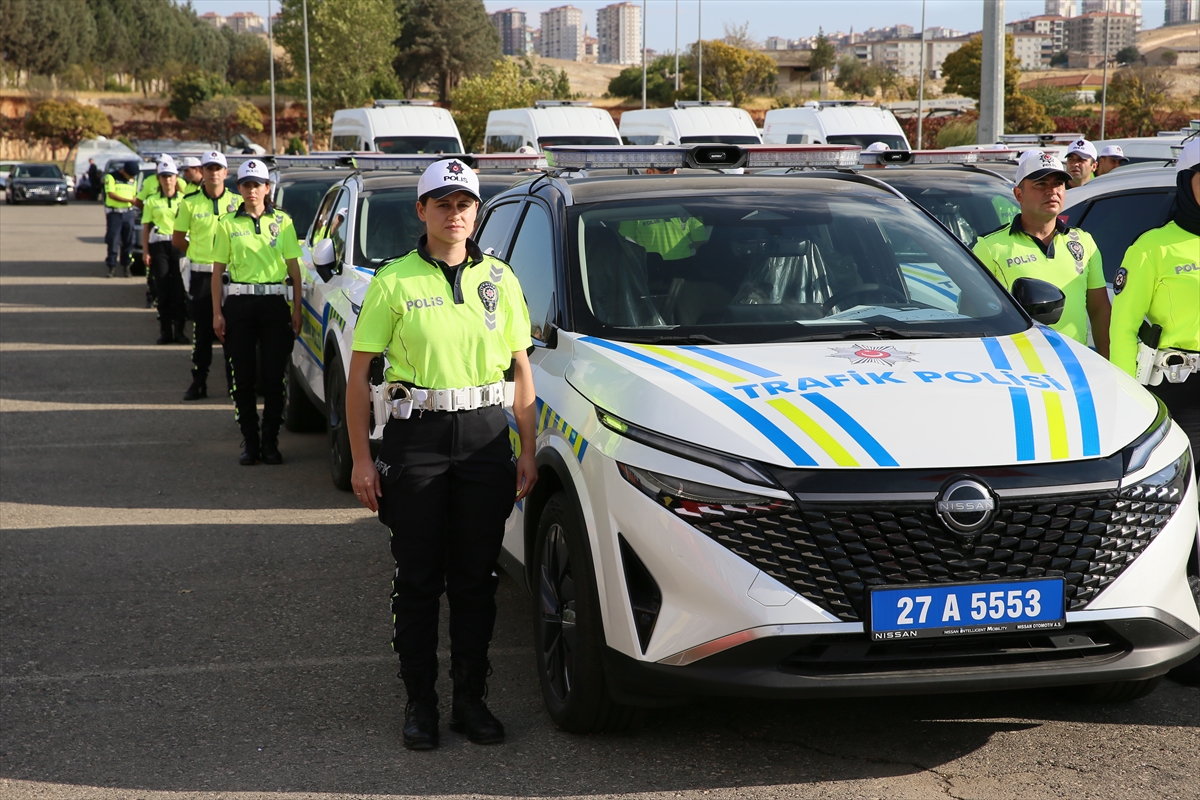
[1015,149,1073,184]
[417,158,480,202]
[201,150,228,168]
[1176,138,1200,173]
[863,141,891,153]
[1098,145,1128,163]
[180,156,202,168]
[1066,139,1097,161]
[237,159,270,184]
[156,156,178,175]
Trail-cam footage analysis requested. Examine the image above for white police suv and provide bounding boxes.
[303,145,1200,731]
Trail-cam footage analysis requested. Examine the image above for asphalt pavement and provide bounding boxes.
[1,201,1197,800]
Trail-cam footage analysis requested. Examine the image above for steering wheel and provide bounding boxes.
[823,284,907,314]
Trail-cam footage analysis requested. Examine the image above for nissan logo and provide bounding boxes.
[936,478,996,535]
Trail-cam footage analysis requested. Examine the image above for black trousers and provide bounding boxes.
[223,294,294,442]
[188,272,231,392]
[1150,375,1200,462]
[375,405,516,671]
[104,210,134,269]
[149,242,186,329]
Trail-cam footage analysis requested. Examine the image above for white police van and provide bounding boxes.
[297,145,1200,731]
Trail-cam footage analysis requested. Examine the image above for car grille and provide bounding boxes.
[695,489,1178,622]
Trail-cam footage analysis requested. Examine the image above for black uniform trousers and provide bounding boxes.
[188,272,232,393]
[375,405,516,671]
[223,294,294,442]
[104,209,134,269]
[1150,376,1200,462]
[149,241,186,330]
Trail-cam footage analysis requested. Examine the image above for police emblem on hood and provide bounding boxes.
[828,344,917,366]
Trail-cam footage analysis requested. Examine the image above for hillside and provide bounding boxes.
[1137,22,1200,50]
[516,56,625,99]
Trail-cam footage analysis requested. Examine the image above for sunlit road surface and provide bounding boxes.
[1,201,1197,800]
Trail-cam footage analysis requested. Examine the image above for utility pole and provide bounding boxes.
[642,0,648,109]
[697,0,703,101]
[916,0,927,149]
[978,0,1005,145]
[674,0,680,91]
[268,0,276,154]
[1100,3,1111,140]
[302,0,314,153]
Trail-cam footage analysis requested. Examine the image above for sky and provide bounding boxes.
[188,0,1170,54]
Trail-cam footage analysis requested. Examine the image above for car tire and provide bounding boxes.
[532,492,642,734]
[325,351,353,491]
[1167,575,1200,687]
[284,360,325,433]
[1065,675,1162,703]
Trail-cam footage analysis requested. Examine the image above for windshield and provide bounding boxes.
[15,165,63,179]
[569,194,1027,344]
[883,175,1019,248]
[680,135,762,145]
[375,136,461,154]
[277,178,342,236]
[827,134,908,150]
[537,136,621,148]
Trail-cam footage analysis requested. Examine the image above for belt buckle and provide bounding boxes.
[433,390,451,412]
[452,388,469,411]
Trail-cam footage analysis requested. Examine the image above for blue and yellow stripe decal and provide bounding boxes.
[1040,327,1100,457]
[537,398,589,462]
[297,298,328,370]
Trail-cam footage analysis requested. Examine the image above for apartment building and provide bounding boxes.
[226,11,264,34]
[866,35,970,78]
[540,5,584,61]
[1065,11,1136,67]
[1165,0,1200,25]
[1045,0,1077,17]
[597,2,642,65]
[491,8,529,56]
[1081,0,1142,30]
[1009,15,1067,53]
[1011,32,1055,69]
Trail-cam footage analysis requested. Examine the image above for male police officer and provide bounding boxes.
[180,156,203,190]
[173,151,243,401]
[1096,145,1129,177]
[1110,138,1200,448]
[973,150,1111,356]
[1065,139,1098,188]
[103,160,139,277]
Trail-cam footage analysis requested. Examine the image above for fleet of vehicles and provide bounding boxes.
[762,102,909,149]
[283,143,1200,729]
[329,100,464,154]
[619,101,762,146]
[484,101,621,152]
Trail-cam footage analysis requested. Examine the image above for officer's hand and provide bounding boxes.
[515,451,537,502]
[142,253,151,267]
[352,459,381,512]
[213,312,225,343]
[292,307,302,338]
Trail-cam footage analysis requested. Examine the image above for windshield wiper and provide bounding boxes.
[781,326,982,342]
[621,333,726,345]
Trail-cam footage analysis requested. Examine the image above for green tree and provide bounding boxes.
[1109,68,1173,136]
[1049,50,1068,67]
[276,0,402,117]
[190,97,264,148]
[222,27,273,91]
[1022,84,1078,117]
[169,71,227,122]
[1005,93,1052,134]
[0,0,98,77]
[941,34,1022,100]
[393,0,503,103]
[608,54,676,104]
[936,118,977,148]
[810,29,836,84]
[1160,50,1178,67]
[681,40,776,107]
[449,59,542,151]
[833,55,896,98]
[26,98,112,165]
[518,55,573,100]
[1115,45,1141,66]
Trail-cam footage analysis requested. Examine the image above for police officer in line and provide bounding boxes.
[140,158,189,346]
[973,150,1111,356]
[172,151,243,401]
[1064,138,1098,188]
[211,160,302,465]
[135,154,184,309]
[345,159,537,751]
[179,156,203,190]
[103,160,139,278]
[1110,138,1200,454]
[1096,145,1129,177]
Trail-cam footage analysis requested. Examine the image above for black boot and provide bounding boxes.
[173,321,190,345]
[156,320,173,345]
[260,432,282,465]
[399,667,439,751]
[449,657,504,744]
[182,379,207,401]
[239,434,260,466]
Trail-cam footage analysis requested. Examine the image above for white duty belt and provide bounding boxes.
[188,261,214,273]
[1136,347,1200,386]
[148,229,172,244]
[225,282,289,297]
[370,381,513,437]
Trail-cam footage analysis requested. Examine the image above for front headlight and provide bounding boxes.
[1119,447,1191,507]
[1123,397,1171,475]
[617,462,795,525]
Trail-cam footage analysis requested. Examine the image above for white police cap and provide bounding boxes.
[180,156,202,168]
[1066,139,1097,161]
[237,159,270,184]
[1015,150,1072,184]
[862,141,891,153]
[156,157,178,176]
[201,150,228,168]
[1176,138,1200,173]
[1098,145,1128,162]
[417,158,480,202]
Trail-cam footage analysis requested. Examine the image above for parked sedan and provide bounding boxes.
[4,163,69,205]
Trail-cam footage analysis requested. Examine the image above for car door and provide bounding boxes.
[294,184,347,400]
[1066,190,1175,284]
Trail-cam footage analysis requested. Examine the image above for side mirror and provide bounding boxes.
[1011,277,1065,326]
[313,238,336,269]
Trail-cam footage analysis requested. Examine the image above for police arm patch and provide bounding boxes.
[1113,267,1127,295]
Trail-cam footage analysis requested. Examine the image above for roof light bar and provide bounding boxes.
[998,133,1081,145]
[543,144,860,171]
[859,149,980,166]
[675,100,732,108]
[271,153,357,169]
[374,99,434,107]
[347,153,546,172]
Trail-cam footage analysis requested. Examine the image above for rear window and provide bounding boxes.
[277,178,343,236]
[375,136,461,154]
[828,134,908,150]
[679,135,761,145]
[1068,191,1174,282]
[537,136,622,148]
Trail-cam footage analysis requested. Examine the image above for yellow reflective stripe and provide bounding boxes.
[1042,390,1069,459]
[637,345,747,384]
[1010,332,1046,373]
[766,398,860,467]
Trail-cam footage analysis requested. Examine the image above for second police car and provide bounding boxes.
[295,145,1199,732]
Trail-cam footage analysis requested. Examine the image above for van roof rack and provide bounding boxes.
[534,100,593,108]
[543,144,859,171]
[373,99,436,107]
[998,133,1080,145]
[674,100,732,108]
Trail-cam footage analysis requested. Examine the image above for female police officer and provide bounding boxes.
[211,159,302,465]
[345,158,537,750]
[141,158,189,345]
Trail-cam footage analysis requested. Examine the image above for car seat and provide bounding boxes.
[584,226,665,328]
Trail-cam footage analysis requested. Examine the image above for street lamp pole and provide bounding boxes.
[1100,3,1111,140]
[302,0,314,153]
[916,0,927,149]
[267,0,276,154]
[642,0,648,109]
[674,0,680,92]
[697,0,702,101]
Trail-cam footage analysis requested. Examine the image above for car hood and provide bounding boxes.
[564,328,1155,470]
[12,178,65,186]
